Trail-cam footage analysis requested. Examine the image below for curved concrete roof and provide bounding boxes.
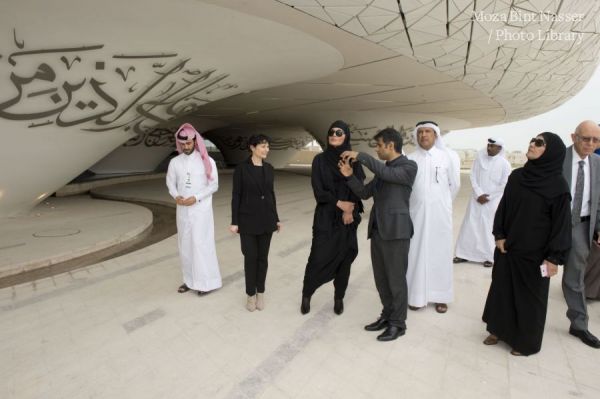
[276,0,600,122]
[0,0,599,216]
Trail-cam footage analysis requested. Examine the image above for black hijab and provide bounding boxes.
[323,120,352,171]
[320,120,365,211]
[520,131,570,199]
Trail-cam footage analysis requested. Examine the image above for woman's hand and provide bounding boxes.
[276,222,282,233]
[229,225,239,234]
[336,200,354,213]
[342,212,354,225]
[495,239,507,253]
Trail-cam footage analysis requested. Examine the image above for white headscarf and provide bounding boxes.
[413,121,460,190]
[412,122,446,151]
[476,137,506,170]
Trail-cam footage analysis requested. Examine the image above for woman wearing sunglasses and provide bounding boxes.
[482,132,571,356]
[300,120,365,315]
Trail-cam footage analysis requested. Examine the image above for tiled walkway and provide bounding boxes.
[0,197,152,280]
[1,172,599,398]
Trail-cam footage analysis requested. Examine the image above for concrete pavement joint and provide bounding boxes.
[123,308,167,333]
[277,239,311,258]
[2,255,248,312]
[1,252,178,311]
[225,268,369,399]
[222,270,245,286]
[0,243,26,251]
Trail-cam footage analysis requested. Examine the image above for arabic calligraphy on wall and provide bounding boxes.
[123,127,176,147]
[0,30,238,138]
[342,124,415,148]
[211,134,314,152]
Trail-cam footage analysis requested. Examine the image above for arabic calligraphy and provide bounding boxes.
[214,135,313,152]
[0,31,239,141]
[123,127,176,147]
[348,123,415,148]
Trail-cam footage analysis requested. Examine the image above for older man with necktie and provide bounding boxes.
[562,120,600,348]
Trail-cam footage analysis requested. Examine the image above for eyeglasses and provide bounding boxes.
[530,138,546,147]
[576,135,600,144]
[328,129,344,137]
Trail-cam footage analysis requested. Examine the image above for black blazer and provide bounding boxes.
[231,157,279,235]
[347,153,417,240]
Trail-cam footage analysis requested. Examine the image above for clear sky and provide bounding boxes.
[444,64,600,152]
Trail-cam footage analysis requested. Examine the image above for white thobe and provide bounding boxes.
[407,146,460,307]
[166,151,222,292]
[455,152,511,263]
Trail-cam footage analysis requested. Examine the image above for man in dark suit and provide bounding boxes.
[562,120,600,348]
[340,128,417,341]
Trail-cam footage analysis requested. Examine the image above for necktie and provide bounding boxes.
[572,160,585,223]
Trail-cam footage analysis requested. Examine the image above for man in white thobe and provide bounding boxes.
[166,123,222,295]
[454,138,511,267]
[406,121,460,313]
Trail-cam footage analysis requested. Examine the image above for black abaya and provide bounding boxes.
[302,152,364,299]
[482,168,571,355]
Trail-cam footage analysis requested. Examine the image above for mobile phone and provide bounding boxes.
[540,263,548,277]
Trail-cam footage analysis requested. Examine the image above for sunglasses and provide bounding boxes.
[530,138,546,147]
[328,129,345,137]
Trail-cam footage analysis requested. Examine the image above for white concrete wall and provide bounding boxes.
[0,0,343,216]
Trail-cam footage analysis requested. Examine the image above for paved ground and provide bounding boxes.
[1,171,599,399]
[0,197,152,281]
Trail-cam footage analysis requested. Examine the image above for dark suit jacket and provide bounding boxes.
[347,153,417,240]
[562,145,600,242]
[231,157,279,235]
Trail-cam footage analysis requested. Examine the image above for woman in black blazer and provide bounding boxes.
[230,134,281,311]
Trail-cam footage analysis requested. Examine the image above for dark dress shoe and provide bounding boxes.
[300,296,311,314]
[377,326,405,341]
[569,327,600,348]
[334,298,344,315]
[364,318,388,331]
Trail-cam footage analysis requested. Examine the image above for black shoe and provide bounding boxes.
[569,327,600,348]
[300,296,311,314]
[377,326,405,341]
[334,298,344,315]
[364,318,388,331]
[453,257,468,264]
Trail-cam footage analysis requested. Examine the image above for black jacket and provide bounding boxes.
[347,153,417,240]
[231,157,279,235]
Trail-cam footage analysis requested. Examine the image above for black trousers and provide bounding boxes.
[371,230,410,329]
[240,232,273,296]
